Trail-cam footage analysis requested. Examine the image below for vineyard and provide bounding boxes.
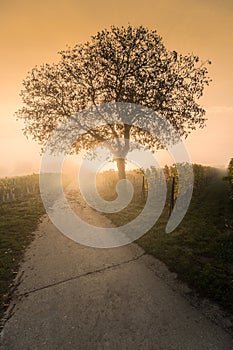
[96,163,220,211]
[100,164,233,314]
[0,173,73,204]
[0,174,39,203]
[0,163,233,318]
[0,163,222,205]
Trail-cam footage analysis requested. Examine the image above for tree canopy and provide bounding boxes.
[16,25,211,178]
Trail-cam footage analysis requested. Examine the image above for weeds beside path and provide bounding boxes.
[105,170,233,315]
[0,194,45,321]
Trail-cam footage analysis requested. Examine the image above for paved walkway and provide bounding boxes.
[1,192,233,349]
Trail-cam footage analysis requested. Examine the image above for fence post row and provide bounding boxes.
[169,176,176,216]
[0,176,39,203]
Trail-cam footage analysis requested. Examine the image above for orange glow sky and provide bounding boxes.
[0,0,232,176]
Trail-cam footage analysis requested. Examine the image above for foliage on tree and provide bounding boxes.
[16,25,211,178]
[228,158,233,200]
[228,158,233,181]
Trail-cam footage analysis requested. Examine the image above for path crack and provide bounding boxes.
[18,253,146,297]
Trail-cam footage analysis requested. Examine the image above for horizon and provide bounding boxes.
[0,160,228,180]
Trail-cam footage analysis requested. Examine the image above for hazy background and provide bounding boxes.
[0,0,232,176]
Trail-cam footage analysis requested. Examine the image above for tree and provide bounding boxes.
[228,158,233,181]
[228,158,233,200]
[16,25,211,179]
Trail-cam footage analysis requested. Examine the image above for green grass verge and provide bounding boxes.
[105,170,233,314]
[0,194,45,321]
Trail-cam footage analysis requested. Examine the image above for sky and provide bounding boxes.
[0,0,233,176]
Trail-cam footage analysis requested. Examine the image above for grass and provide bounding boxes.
[104,169,233,314]
[0,194,45,321]
[0,172,73,323]
[0,167,232,321]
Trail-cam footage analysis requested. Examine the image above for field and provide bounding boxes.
[0,165,233,323]
[0,175,45,322]
[0,174,39,203]
[98,165,233,314]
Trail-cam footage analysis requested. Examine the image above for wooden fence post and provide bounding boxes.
[169,176,175,216]
[141,175,146,200]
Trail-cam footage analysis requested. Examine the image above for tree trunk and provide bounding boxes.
[116,158,126,180]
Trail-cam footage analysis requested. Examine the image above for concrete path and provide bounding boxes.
[1,192,233,349]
